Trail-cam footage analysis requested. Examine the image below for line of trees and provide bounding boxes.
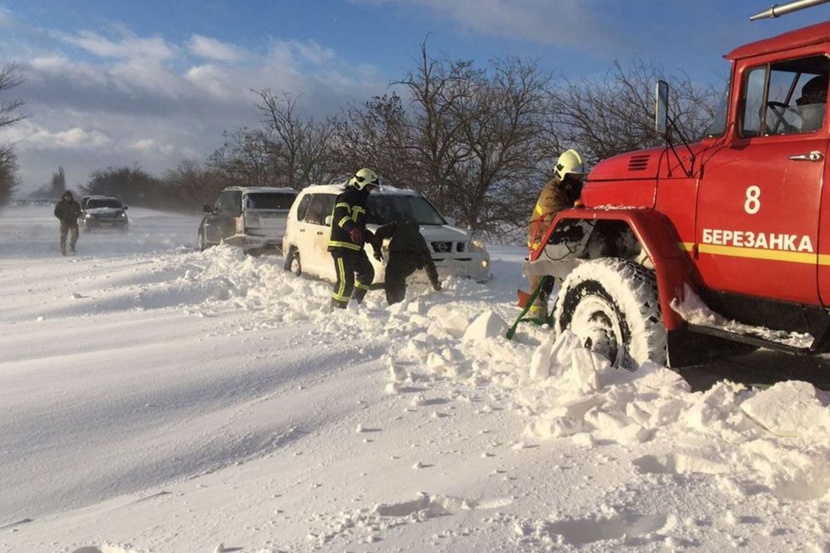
[9,43,719,240]
[184,46,718,236]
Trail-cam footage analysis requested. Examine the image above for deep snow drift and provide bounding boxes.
[2,204,830,553]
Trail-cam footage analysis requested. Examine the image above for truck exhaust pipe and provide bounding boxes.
[751,0,830,20]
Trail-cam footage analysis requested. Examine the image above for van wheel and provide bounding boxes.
[553,258,666,369]
[285,248,302,276]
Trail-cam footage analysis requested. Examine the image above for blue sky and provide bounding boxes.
[1,0,828,194]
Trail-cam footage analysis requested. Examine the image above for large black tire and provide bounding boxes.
[285,248,302,276]
[553,258,666,369]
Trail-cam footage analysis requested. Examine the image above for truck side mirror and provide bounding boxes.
[655,80,669,137]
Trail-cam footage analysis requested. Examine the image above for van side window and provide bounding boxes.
[741,55,829,137]
[295,195,311,222]
[305,194,334,225]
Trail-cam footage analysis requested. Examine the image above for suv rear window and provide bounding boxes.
[246,192,296,210]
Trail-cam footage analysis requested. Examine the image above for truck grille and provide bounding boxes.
[431,241,453,253]
[431,241,467,254]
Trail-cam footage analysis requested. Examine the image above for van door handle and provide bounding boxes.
[789,151,824,161]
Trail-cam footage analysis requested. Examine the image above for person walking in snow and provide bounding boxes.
[54,190,82,256]
[371,221,441,305]
[525,149,587,320]
[327,168,379,309]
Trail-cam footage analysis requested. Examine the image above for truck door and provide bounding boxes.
[695,56,828,306]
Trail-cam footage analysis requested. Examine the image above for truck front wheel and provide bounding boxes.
[553,258,667,369]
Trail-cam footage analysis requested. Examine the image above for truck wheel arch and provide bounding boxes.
[538,208,700,331]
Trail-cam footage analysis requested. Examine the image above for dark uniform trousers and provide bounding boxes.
[331,249,375,308]
[384,253,430,305]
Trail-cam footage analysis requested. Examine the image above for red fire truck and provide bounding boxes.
[524,0,830,369]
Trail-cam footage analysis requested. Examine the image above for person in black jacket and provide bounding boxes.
[327,168,379,309]
[54,190,82,256]
[372,221,441,305]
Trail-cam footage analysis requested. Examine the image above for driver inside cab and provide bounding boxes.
[796,73,828,132]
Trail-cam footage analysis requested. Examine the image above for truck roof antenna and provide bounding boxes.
[751,0,830,21]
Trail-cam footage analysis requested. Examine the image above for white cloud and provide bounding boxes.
[265,39,339,70]
[109,58,186,98]
[184,64,239,100]
[292,40,337,65]
[10,122,112,150]
[26,55,109,87]
[57,27,176,62]
[9,19,385,192]
[131,138,156,151]
[188,34,245,62]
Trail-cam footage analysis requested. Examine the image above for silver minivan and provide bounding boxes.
[199,186,298,254]
[282,184,490,284]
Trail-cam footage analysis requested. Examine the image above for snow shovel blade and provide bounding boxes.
[517,288,532,308]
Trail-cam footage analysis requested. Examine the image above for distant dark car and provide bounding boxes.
[198,186,298,254]
[80,195,129,232]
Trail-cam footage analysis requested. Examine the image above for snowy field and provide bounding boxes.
[2,204,830,553]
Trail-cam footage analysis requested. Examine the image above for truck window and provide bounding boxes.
[740,55,829,137]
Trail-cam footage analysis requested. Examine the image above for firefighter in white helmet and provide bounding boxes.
[525,149,587,320]
[328,168,380,309]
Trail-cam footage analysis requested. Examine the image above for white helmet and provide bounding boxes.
[349,168,379,190]
[553,149,587,182]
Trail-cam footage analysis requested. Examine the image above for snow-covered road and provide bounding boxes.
[3,204,830,553]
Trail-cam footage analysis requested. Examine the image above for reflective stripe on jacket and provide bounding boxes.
[327,186,370,252]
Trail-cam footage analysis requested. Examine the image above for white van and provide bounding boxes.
[282,184,490,285]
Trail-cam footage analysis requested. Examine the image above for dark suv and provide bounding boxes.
[79,196,129,232]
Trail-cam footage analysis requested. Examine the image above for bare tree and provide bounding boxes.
[207,128,275,187]
[393,43,471,210]
[0,63,24,129]
[255,90,339,188]
[0,146,18,205]
[333,92,412,185]
[51,166,66,194]
[0,63,25,204]
[442,57,551,232]
[162,158,226,211]
[393,45,551,231]
[83,166,160,207]
[546,59,720,166]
